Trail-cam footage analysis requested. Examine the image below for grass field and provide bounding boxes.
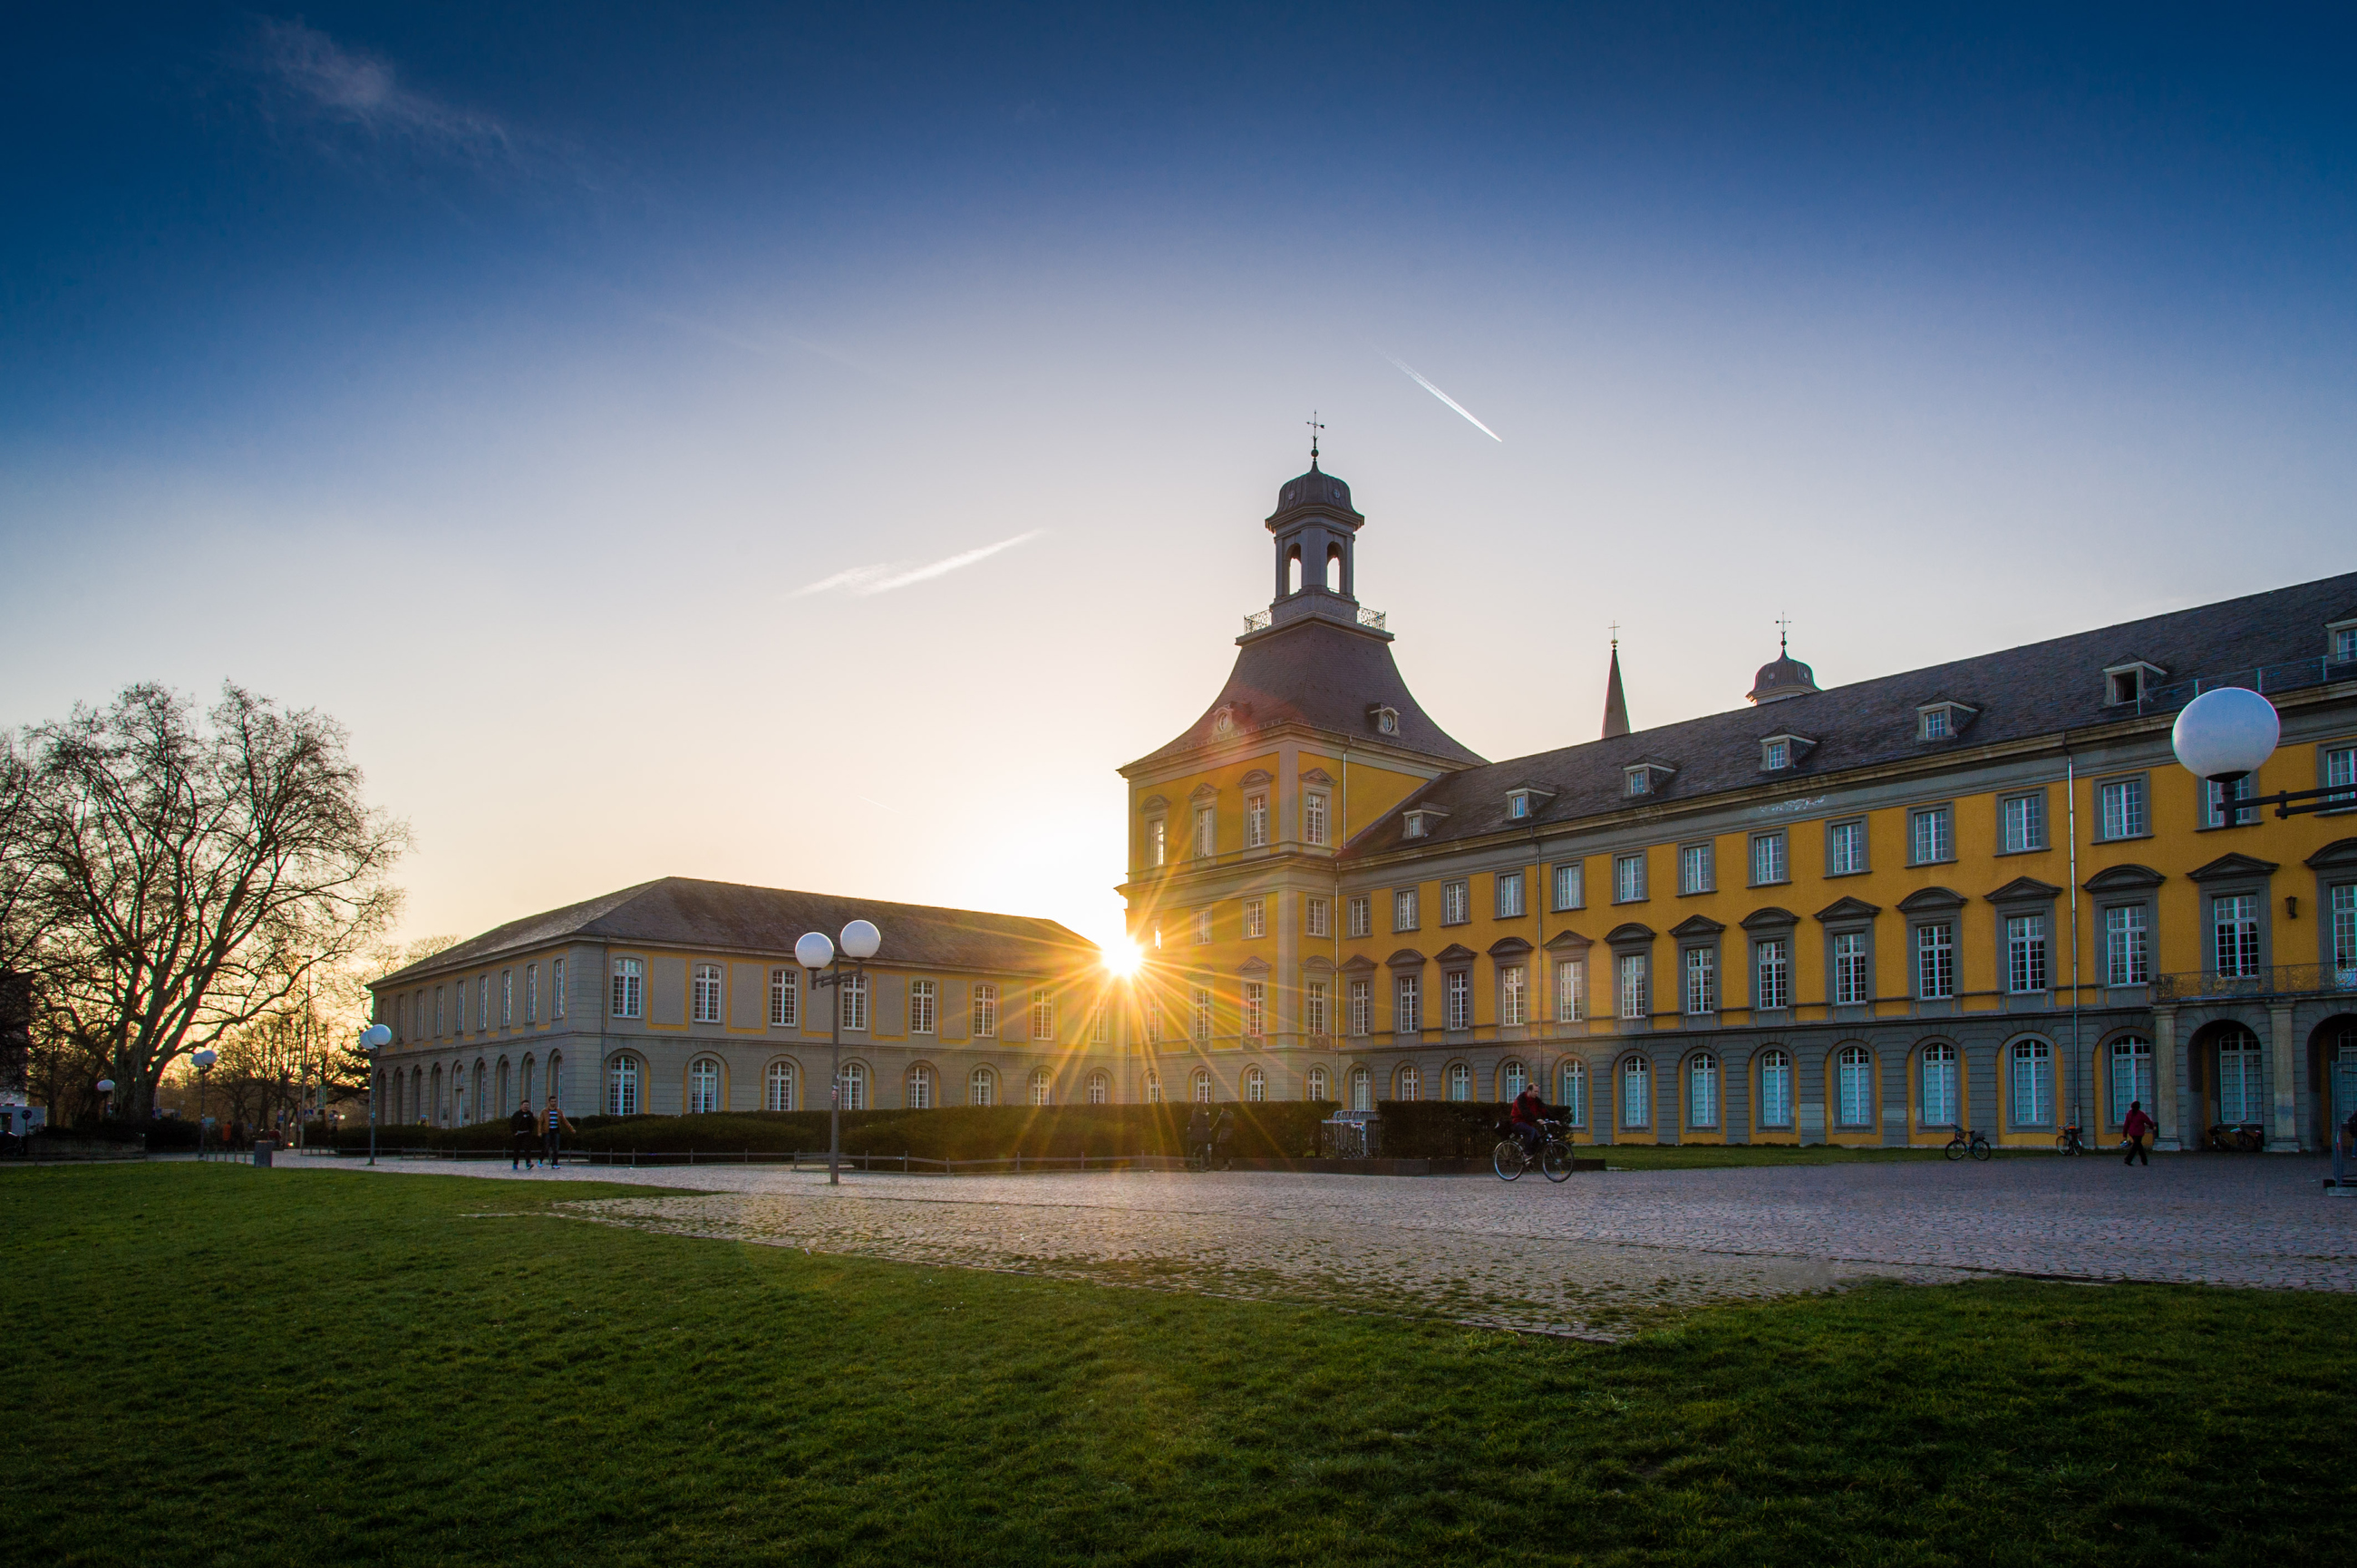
[5,1164,2346,1566]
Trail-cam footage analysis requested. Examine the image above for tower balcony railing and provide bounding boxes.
[1243,610,1270,633]
[2152,964,2357,1002]
[1241,604,1388,634]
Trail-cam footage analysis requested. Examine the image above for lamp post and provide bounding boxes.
[797,919,882,1187]
[96,1078,114,1125]
[357,1024,391,1166]
[2171,686,2343,814]
[189,1049,218,1160]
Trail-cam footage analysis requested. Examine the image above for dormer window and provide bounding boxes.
[2102,662,2166,707]
[1916,702,1976,741]
[1625,768,1650,796]
[1503,785,1555,821]
[1757,733,1813,772]
[1509,794,1529,819]
[1211,704,1237,739]
[1368,704,1400,737]
[1623,760,1676,798]
[1402,806,1449,839]
[2330,619,2357,665]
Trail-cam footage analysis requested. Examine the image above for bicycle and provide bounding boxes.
[1944,1126,1993,1162]
[1188,1141,1232,1173]
[2205,1122,2266,1153]
[1493,1119,1578,1183]
[2053,1124,2091,1156]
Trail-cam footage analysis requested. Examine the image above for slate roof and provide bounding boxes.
[374,877,1098,989]
[1130,615,1487,769]
[1343,570,2357,857]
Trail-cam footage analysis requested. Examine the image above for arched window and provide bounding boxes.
[1086,1070,1110,1105]
[1145,1070,1162,1104]
[521,1055,537,1108]
[1620,1057,1650,1129]
[1306,1065,1330,1101]
[908,1064,934,1109]
[1350,1065,1372,1111]
[2108,1036,2153,1126]
[766,1060,796,1112]
[472,1060,487,1125]
[1030,1068,1052,1107]
[1920,1042,1959,1128]
[2215,1026,2263,1123]
[1191,1068,1213,1103]
[1447,1062,1471,1101]
[1559,1059,1586,1128]
[1501,1060,1528,1099]
[497,1058,511,1115]
[1689,1054,1718,1128]
[1837,1046,1874,1128]
[1244,1067,1266,1102]
[430,1064,443,1125]
[688,1058,721,1116]
[1396,1063,1421,1102]
[1758,1050,1792,1128]
[2009,1039,2052,1127]
[841,1061,867,1111]
[547,1051,563,1105]
[970,1066,995,1107]
[606,1055,641,1118]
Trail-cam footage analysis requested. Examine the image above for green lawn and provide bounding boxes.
[5,1165,2347,1566]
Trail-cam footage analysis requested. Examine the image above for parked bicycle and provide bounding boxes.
[1492,1118,1578,1183]
[2205,1122,2266,1153]
[1944,1126,1993,1161]
[2054,1124,2092,1156]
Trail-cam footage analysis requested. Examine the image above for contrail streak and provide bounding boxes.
[1384,354,1503,441]
[792,528,1046,598]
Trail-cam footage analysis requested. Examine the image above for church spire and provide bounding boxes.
[1601,635,1630,739]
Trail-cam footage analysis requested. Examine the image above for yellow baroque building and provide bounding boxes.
[1120,457,2357,1152]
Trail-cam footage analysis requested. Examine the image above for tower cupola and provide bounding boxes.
[1263,450,1365,629]
[1747,624,1820,704]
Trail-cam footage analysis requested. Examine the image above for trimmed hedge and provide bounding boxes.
[328,1101,1341,1162]
[1372,1100,1518,1159]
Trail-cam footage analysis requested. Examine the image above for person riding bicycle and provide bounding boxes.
[1509,1084,1549,1157]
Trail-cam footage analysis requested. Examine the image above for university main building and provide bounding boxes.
[373,455,2357,1153]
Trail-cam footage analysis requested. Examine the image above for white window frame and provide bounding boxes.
[1679,843,1714,895]
[1751,831,1788,886]
[1447,1062,1471,1102]
[1305,980,1329,1036]
[2205,775,2259,828]
[1307,1065,1329,1101]
[1500,964,1527,1027]
[692,963,723,1024]
[1688,1054,1718,1128]
[1754,939,1790,1011]
[1305,791,1328,846]
[1555,958,1586,1022]
[1828,819,1867,876]
[1833,932,1869,1005]
[908,1064,934,1109]
[1029,1068,1052,1108]
[1394,973,1420,1032]
[1619,1057,1650,1128]
[1193,987,1213,1041]
[1393,888,1420,932]
[1559,1059,1586,1128]
[1920,1042,1958,1128]
[2002,792,2045,853]
[1909,807,1953,865]
[1616,953,1647,1021]
[973,982,998,1038]
[2104,906,2149,986]
[1031,994,1053,1040]
[1614,853,1645,904]
[1496,870,1525,919]
[2009,1039,2053,1127]
[1194,805,1216,857]
[1683,947,1715,1015]
[606,1054,641,1117]
[1194,907,1214,944]
[1552,862,1585,911]
[1244,897,1266,939]
[909,979,936,1034]
[2108,1037,2154,1127]
[2212,894,2261,978]
[551,959,565,1020]
[2100,778,2148,840]
[1916,923,1954,1000]
[1243,1066,1266,1102]
[839,973,868,1032]
[1149,818,1167,866]
[611,958,643,1020]
[770,967,800,1028]
[1441,880,1469,925]
[2007,915,2049,993]
[1347,978,1372,1036]
[765,1060,795,1112]
[970,1066,996,1107]
[1836,1046,1874,1128]
[2216,1030,2264,1123]
[1444,970,1471,1031]
[1242,981,1266,1038]
[688,1057,722,1116]
[1346,895,1372,938]
[1305,896,1330,937]
[525,964,538,1024]
[1758,1049,1792,1128]
[1246,792,1268,848]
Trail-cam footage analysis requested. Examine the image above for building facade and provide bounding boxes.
[1120,459,2357,1151]
[366,879,1118,1125]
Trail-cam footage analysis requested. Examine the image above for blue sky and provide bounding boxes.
[5,4,2352,951]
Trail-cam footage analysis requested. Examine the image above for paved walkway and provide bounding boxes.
[290,1153,2357,1339]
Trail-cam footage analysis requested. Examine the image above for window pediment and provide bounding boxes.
[1240,769,1273,788]
[1237,955,1272,977]
[1434,943,1478,963]
[1669,915,1725,939]
[1605,922,1656,946]
[2304,838,2357,871]
[1740,905,1799,932]
[1340,953,1378,974]
[1813,895,1882,924]
[1189,782,1218,802]
[1486,935,1534,958]
[1140,795,1169,815]
[1299,767,1336,787]
[1896,886,1967,915]
[2082,863,2167,893]
[2189,852,2279,882]
[1984,876,2063,905]
[1543,928,1592,953]
[1386,948,1428,969]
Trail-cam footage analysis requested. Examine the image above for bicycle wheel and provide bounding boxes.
[2053,1133,2071,1155]
[1945,1137,1967,1162]
[1492,1139,1527,1181]
[1970,1137,1993,1162]
[1541,1139,1576,1183]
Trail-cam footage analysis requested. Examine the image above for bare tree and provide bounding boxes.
[5,683,408,1119]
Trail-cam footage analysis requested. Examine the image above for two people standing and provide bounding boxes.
[509,1097,576,1170]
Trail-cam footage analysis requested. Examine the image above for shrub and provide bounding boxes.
[1372,1099,1515,1158]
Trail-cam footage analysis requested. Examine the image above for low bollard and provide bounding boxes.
[252,1138,278,1169]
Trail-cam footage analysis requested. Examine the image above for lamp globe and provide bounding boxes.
[795,931,836,970]
[96,1079,115,1095]
[2171,686,2280,783]
[358,1024,392,1051]
[190,1049,218,1072]
[839,919,881,961]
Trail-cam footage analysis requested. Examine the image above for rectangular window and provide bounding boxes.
[1149,818,1167,866]
[692,963,722,1024]
[2331,884,2356,974]
[1193,987,1214,1041]
[1246,792,1268,848]
[1754,939,1790,1011]
[1552,862,1585,911]
[1305,791,1329,846]
[973,983,998,1038]
[1393,973,1420,1032]
[909,979,936,1034]
[1828,819,1867,876]
[1241,982,1265,1037]
[451,980,463,1036]
[1031,995,1053,1040]
[1441,880,1469,924]
[1444,970,1471,1031]
[612,958,642,1020]
[551,958,565,1020]
[1909,807,1953,866]
[2104,906,2149,986]
[1916,924,1954,1000]
[1346,895,1372,938]
[1833,933,1869,1005]
[770,968,799,1027]
[2007,915,2050,992]
[1305,895,1330,937]
[1393,888,1420,932]
[1091,1005,1108,1044]
[1194,805,1216,857]
[1762,738,1790,771]
[478,977,489,1031]
[2206,776,2258,828]
[1244,897,1266,939]
[434,985,445,1035]
[1555,958,1586,1022]
[1616,953,1647,1021]
[1194,908,1214,944]
[2213,895,2260,978]
[1305,980,1329,1036]
[2325,745,2356,808]
[500,970,514,1028]
[839,974,868,1031]
[2002,793,2046,853]
[1347,978,1372,1036]
[1751,831,1788,886]
[525,964,538,1023]
[1500,964,1527,1027]
[1614,852,1645,903]
[2100,779,2148,840]
[1679,842,1714,895]
[1496,870,1525,919]
[1683,947,1715,1014]
[1759,1053,1792,1128]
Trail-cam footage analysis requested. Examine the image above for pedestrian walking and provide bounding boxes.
[2334,1106,2357,1191]
[541,1097,575,1169]
[509,1101,538,1169]
[2121,1100,2155,1166]
[1185,1104,1211,1170]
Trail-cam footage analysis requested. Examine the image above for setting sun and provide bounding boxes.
[1100,936,1144,978]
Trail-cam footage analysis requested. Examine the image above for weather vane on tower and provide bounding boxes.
[1307,411,1324,465]
[1776,613,1792,655]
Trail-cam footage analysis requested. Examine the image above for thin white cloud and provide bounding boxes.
[243,19,525,169]
[792,529,1046,599]
[1383,353,1504,442]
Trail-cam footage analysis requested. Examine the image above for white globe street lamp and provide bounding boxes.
[96,1078,115,1123]
[189,1048,220,1159]
[799,918,884,1186]
[357,1024,391,1166]
[2168,684,2344,821]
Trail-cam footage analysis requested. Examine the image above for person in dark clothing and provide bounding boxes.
[1509,1085,1549,1157]
[2121,1101,2156,1166]
[2334,1108,2357,1190]
[541,1098,574,1168]
[1185,1105,1211,1169]
[1211,1108,1237,1169]
[509,1102,538,1170]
